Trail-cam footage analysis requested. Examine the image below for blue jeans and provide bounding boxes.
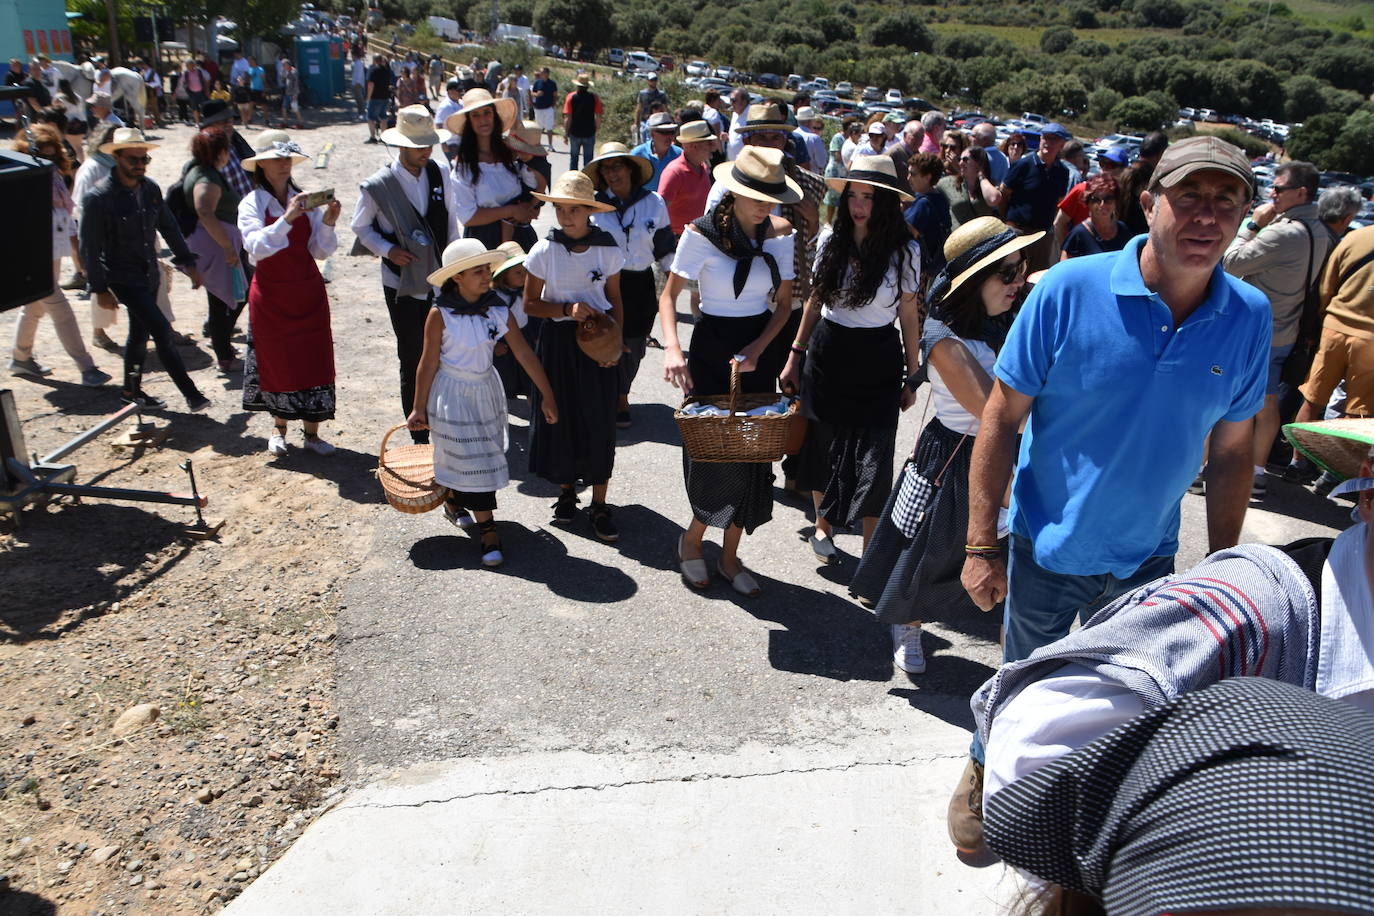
[969,534,1174,764]
[568,135,595,171]
[110,282,201,401]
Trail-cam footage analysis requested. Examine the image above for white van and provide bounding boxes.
[626,51,659,72]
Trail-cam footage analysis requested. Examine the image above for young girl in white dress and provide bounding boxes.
[408,238,557,568]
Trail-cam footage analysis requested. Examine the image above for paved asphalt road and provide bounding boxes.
[336,151,1348,780]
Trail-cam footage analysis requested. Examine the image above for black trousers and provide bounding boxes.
[206,291,246,362]
[110,281,201,401]
[384,285,432,445]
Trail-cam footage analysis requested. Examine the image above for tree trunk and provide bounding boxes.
[104,0,122,65]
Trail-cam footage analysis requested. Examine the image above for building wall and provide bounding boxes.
[1,0,76,65]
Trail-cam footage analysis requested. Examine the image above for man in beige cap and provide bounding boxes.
[791,106,826,174]
[949,135,1272,854]
[350,105,460,445]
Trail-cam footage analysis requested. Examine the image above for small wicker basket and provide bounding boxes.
[376,424,450,514]
[675,362,801,463]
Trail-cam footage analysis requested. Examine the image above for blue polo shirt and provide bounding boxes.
[630,140,681,193]
[996,235,1270,577]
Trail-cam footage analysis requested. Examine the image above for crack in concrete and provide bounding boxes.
[343,753,967,810]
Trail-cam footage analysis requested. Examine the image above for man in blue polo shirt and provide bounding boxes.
[999,122,1072,271]
[947,135,1270,854]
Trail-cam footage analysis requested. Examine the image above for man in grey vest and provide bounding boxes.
[350,105,460,444]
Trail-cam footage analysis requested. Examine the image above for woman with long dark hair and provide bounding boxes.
[780,155,921,563]
[658,147,798,596]
[938,145,1002,231]
[850,216,1040,675]
[445,88,545,250]
[237,131,341,457]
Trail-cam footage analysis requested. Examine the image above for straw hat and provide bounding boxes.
[584,142,652,190]
[711,146,802,205]
[426,238,510,288]
[98,127,159,155]
[505,121,547,156]
[795,106,819,122]
[677,120,714,143]
[735,102,789,134]
[443,88,519,136]
[646,111,677,133]
[241,130,309,171]
[1284,418,1374,482]
[381,104,451,148]
[531,171,616,212]
[491,240,527,280]
[935,216,1043,300]
[572,71,592,88]
[826,154,913,203]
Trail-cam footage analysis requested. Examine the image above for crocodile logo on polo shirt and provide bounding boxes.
[1211,365,1223,376]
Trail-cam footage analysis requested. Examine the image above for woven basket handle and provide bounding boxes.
[377,423,409,471]
[728,360,742,415]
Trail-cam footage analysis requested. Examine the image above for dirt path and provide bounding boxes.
[1,105,425,913]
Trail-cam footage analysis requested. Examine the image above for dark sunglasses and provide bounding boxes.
[1271,184,1298,193]
[995,258,1027,284]
[1087,195,1117,204]
[120,154,153,164]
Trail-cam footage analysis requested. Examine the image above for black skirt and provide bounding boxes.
[619,267,657,339]
[801,319,903,428]
[527,318,618,485]
[682,312,776,533]
[464,220,538,252]
[793,420,897,528]
[494,317,543,398]
[849,418,987,625]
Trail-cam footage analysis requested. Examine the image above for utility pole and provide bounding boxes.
[104,0,123,64]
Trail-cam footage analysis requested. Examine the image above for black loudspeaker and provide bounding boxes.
[134,16,154,41]
[0,149,54,313]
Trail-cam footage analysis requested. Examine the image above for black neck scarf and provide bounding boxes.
[437,287,504,316]
[547,226,618,252]
[690,201,781,298]
[596,185,650,240]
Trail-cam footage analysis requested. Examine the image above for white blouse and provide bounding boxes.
[524,238,626,322]
[811,226,919,329]
[438,304,509,373]
[926,324,996,436]
[449,160,538,224]
[494,286,528,329]
[237,189,338,265]
[669,227,796,318]
[590,191,673,273]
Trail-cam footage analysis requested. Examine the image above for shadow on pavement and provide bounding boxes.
[267,444,385,505]
[0,889,58,915]
[614,402,681,447]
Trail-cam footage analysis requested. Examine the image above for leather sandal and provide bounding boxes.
[676,534,709,590]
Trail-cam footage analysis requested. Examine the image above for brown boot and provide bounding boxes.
[947,757,987,853]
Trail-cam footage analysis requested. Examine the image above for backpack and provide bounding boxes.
[165,167,198,239]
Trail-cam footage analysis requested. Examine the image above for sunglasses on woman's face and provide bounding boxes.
[996,258,1027,284]
[1087,195,1117,204]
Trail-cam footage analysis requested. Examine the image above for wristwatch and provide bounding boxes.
[1245,219,1261,233]
[903,372,922,392]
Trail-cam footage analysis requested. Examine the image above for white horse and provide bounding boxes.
[52,60,147,135]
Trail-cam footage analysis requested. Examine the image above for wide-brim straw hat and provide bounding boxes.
[491,240,528,279]
[826,154,913,203]
[677,119,715,143]
[241,130,309,171]
[572,72,592,88]
[585,142,652,190]
[937,216,1043,300]
[443,88,518,136]
[505,121,547,156]
[1284,418,1374,481]
[711,146,802,205]
[381,104,451,148]
[735,102,790,134]
[98,126,159,155]
[426,238,510,288]
[531,170,616,212]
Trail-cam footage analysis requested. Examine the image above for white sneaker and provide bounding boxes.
[303,435,335,456]
[267,433,289,456]
[891,624,926,674]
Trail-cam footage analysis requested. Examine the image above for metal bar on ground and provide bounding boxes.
[42,481,204,507]
[39,403,141,465]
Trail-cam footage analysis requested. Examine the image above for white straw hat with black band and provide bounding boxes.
[825,154,913,203]
[530,171,617,212]
[98,127,158,155]
[584,141,653,190]
[443,88,518,136]
[426,238,510,288]
[926,216,1042,304]
[711,146,802,205]
[381,104,451,148]
[241,130,309,171]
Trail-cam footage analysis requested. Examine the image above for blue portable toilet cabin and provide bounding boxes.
[294,34,345,105]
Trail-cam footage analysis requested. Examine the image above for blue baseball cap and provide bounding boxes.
[1099,146,1130,166]
[1042,122,1073,141]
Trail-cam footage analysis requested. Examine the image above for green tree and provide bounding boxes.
[1041,26,1076,54]
[1069,39,1111,57]
[1306,47,1374,97]
[866,10,933,53]
[614,8,659,48]
[1285,112,1344,168]
[1068,4,1099,29]
[654,27,697,56]
[817,15,856,43]
[535,0,616,54]
[1135,0,1186,28]
[1212,59,1284,119]
[909,53,960,98]
[1108,95,1168,130]
[225,0,298,42]
[747,44,791,76]
[1331,109,1374,174]
[960,55,1012,101]
[771,23,824,49]
[1283,74,1327,123]
[1087,86,1123,121]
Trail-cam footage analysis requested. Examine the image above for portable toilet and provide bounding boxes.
[294,34,345,104]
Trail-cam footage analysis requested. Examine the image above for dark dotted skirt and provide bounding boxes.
[682,312,776,534]
[849,418,990,625]
[527,319,618,486]
[793,421,897,529]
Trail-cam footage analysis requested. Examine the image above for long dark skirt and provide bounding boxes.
[464,219,538,252]
[683,311,776,533]
[528,319,618,486]
[494,316,543,398]
[242,330,336,422]
[849,418,985,626]
[795,319,903,527]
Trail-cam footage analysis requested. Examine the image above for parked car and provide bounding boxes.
[902,97,935,112]
[626,50,660,72]
[686,60,711,78]
[811,76,829,89]
[607,48,625,66]
[818,98,862,115]
[884,88,901,104]
[713,65,738,82]
[834,81,854,98]
[758,73,782,89]
[798,81,825,94]
[786,74,803,90]
[861,86,881,102]
[1021,112,1047,124]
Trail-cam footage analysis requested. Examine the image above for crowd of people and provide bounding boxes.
[11,47,1374,912]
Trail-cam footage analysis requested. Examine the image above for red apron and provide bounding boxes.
[248,213,335,394]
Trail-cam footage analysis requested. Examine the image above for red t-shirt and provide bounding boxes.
[1058,181,1089,226]
[658,154,712,235]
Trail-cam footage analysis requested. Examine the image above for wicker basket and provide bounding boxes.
[376,424,450,514]
[675,363,801,463]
